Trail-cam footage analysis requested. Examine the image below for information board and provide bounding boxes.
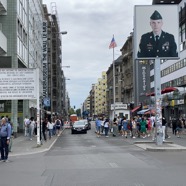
[0,68,38,100]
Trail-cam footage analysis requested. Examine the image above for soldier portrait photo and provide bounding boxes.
[135,6,179,59]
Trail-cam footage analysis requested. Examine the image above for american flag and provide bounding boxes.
[109,37,117,49]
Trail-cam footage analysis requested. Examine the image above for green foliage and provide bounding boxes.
[69,107,75,115]
[76,108,81,117]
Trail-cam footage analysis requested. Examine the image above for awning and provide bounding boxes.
[131,105,141,113]
[146,87,178,97]
[137,109,150,115]
[144,109,156,115]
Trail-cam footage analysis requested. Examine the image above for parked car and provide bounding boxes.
[79,119,91,130]
[71,120,88,134]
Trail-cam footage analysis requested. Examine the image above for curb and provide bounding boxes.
[9,129,65,157]
[135,143,186,151]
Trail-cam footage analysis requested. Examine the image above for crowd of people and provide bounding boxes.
[95,115,186,141]
[24,116,64,141]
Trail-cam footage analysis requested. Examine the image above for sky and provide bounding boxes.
[43,0,151,109]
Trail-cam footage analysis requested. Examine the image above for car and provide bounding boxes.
[71,120,88,134]
[79,119,91,130]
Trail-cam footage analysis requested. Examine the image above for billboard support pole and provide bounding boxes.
[36,68,41,146]
[154,58,163,145]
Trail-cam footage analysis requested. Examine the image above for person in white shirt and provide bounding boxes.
[151,115,156,141]
[47,119,54,139]
[104,118,110,137]
[28,117,35,141]
[24,116,29,137]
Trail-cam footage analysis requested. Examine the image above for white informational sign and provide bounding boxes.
[111,103,127,110]
[0,68,38,100]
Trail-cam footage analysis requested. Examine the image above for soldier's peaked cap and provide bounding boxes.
[150,10,162,20]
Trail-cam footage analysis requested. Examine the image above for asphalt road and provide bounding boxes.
[0,122,186,186]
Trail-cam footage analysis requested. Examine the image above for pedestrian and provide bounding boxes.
[24,115,29,137]
[131,118,137,138]
[176,118,183,138]
[42,118,48,141]
[137,10,178,58]
[100,118,104,134]
[151,115,156,141]
[162,116,167,142]
[104,118,110,137]
[122,116,128,138]
[140,117,147,138]
[117,116,122,135]
[136,115,141,138]
[47,118,53,139]
[55,118,61,136]
[28,117,35,141]
[112,118,118,137]
[147,118,152,137]
[0,117,11,162]
[172,118,177,135]
[8,118,14,152]
[96,117,101,137]
[52,118,56,136]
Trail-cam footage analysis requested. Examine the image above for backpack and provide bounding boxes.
[56,119,60,126]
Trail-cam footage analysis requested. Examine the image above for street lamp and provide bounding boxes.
[50,30,68,119]
[59,31,67,35]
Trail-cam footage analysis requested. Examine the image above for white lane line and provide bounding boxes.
[109,162,119,168]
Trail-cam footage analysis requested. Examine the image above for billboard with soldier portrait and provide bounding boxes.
[134,5,179,60]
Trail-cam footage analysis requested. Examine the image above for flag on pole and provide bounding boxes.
[109,36,117,49]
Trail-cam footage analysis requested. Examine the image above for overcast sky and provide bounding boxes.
[43,0,151,109]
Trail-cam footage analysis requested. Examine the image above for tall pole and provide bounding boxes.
[154,58,163,145]
[112,35,116,119]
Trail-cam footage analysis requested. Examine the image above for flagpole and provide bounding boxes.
[112,34,116,120]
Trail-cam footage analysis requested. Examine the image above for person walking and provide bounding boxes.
[162,116,167,142]
[28,117,35,141]
[55,118,61,136]
[96,117,101,137]
[47,118,53,139]
[8,118,14,152]
[112,118,118,137]
[42,118,48,141]
[24,116,29,137]
[172,118,177,135]
[104,118,110,137]
[176,118,183,138]
[122,117,128,138]
[140,117,147,138]
[131,118,137,138]
[0,117,11,162]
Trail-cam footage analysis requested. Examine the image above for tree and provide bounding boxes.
[69,107,75,115]
[76,108,81,117]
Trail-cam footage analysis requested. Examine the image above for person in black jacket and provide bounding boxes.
[176,118,183,138]
[162,117,166,142]
[171,118,177,135]
[137,10,178,58]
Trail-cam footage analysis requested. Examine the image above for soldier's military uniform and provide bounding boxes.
[137,31,178,58]
[137,10,178,58]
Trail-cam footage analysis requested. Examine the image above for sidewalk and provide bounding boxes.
[126,128,186,151]
[9,130,64,157]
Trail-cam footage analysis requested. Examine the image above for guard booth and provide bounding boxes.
[110,102,130,120]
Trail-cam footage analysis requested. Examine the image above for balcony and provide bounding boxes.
[0,0,7,15]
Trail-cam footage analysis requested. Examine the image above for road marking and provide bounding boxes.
[109,162,118,168]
